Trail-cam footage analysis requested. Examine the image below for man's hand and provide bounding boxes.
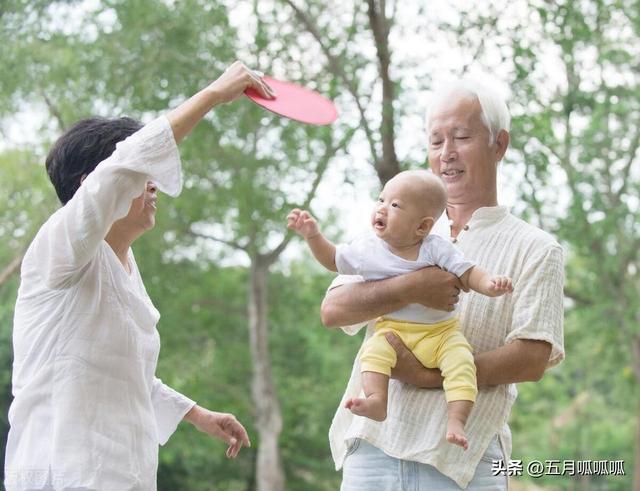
[208,60,275,104]
[407,267,466,312]
[184,405,251,458]
[386,332,444,388]
[287,208,320,240]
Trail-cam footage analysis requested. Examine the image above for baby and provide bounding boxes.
[287,170,513,450]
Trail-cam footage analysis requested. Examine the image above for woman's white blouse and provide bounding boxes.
[5,117,195,491]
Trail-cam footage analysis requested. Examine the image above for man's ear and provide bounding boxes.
[79,174,88,186]
[495,129,510,161]
[417,216,435,237]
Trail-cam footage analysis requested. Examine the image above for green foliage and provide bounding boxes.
[1,0,639,489]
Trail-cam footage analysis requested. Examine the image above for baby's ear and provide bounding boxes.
[417,216,435,237]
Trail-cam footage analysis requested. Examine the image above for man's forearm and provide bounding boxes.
[321,267,462,327]
[474,339,552,386]
[320,276,410,327]
[391,338,552,389]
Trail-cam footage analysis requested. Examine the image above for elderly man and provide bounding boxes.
[322,80,565,490]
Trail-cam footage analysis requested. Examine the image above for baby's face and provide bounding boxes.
[371,176,430,247]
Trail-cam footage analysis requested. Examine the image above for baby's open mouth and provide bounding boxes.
[374,218,386,230]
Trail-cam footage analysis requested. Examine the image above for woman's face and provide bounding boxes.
[122,181,158,232]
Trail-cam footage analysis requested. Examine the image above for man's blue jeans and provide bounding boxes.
[341,437,508,490]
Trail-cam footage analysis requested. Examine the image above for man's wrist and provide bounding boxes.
[390,269,419,305]
[418,368,444,389]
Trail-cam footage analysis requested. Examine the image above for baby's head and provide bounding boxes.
[371,170,447,248]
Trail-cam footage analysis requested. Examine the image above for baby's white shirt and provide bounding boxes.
[335,233,475,323]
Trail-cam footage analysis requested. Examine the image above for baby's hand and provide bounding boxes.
[286,209,320,239]
[486,275,513,296]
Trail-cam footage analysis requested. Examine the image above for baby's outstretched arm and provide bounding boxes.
[460,266,513,297]
[287,209,338,272]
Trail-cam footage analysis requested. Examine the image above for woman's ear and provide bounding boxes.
[417,216,435,237]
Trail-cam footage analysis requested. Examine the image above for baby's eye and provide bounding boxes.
[391,202,399,208]
[378,197,384,203]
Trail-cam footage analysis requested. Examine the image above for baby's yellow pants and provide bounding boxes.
[360,317,477,402]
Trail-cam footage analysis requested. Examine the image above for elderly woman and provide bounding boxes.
[5,62,275,491]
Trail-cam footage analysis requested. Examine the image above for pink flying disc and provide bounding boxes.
[245,76,338,125]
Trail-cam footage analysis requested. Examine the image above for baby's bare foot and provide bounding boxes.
[446,420,469,450]
[345,396,387,421]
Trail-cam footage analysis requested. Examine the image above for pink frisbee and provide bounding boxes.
[245,76,338,125]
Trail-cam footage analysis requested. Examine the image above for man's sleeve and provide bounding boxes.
[505,243,565,368]
[151,377,196,445]
[327,275,369,336]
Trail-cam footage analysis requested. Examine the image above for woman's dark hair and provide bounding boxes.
[45,116,143,204]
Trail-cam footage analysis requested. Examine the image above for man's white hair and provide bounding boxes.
[426,79,511,144]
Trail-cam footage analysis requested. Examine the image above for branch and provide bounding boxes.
[42,91,66,130]
[563,286,593,308]
[280,0,379,163]
[366,0,399,183]
[0,251,24,287]
[264,128,355,266]
[460,35,485,76]
[521,161,548,231]
[614,122,640,204]
[188,229,248,252]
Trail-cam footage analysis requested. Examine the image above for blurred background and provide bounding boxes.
[0,0,638,489]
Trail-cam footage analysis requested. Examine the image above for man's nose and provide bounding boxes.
[441,139,457,162]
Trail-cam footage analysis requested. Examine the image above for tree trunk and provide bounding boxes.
[0,251,24,287]
[248,257,285,491]
[634,410,640,491]
[632,335,640,491]
[366,0,400,184]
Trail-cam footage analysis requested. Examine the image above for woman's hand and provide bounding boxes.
[207,60,275,104]
[184,405,251,458]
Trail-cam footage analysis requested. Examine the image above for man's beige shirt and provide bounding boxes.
[328,206,565,488]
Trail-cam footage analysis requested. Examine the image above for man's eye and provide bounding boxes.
[431,141,443,146]
[455,136,470,140]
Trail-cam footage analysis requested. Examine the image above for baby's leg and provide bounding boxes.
[345,371,389,421]
[348,327,399,421]
[434,328,477,450]
[446,400,473,450]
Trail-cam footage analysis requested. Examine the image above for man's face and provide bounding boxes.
[427,96,503,205]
